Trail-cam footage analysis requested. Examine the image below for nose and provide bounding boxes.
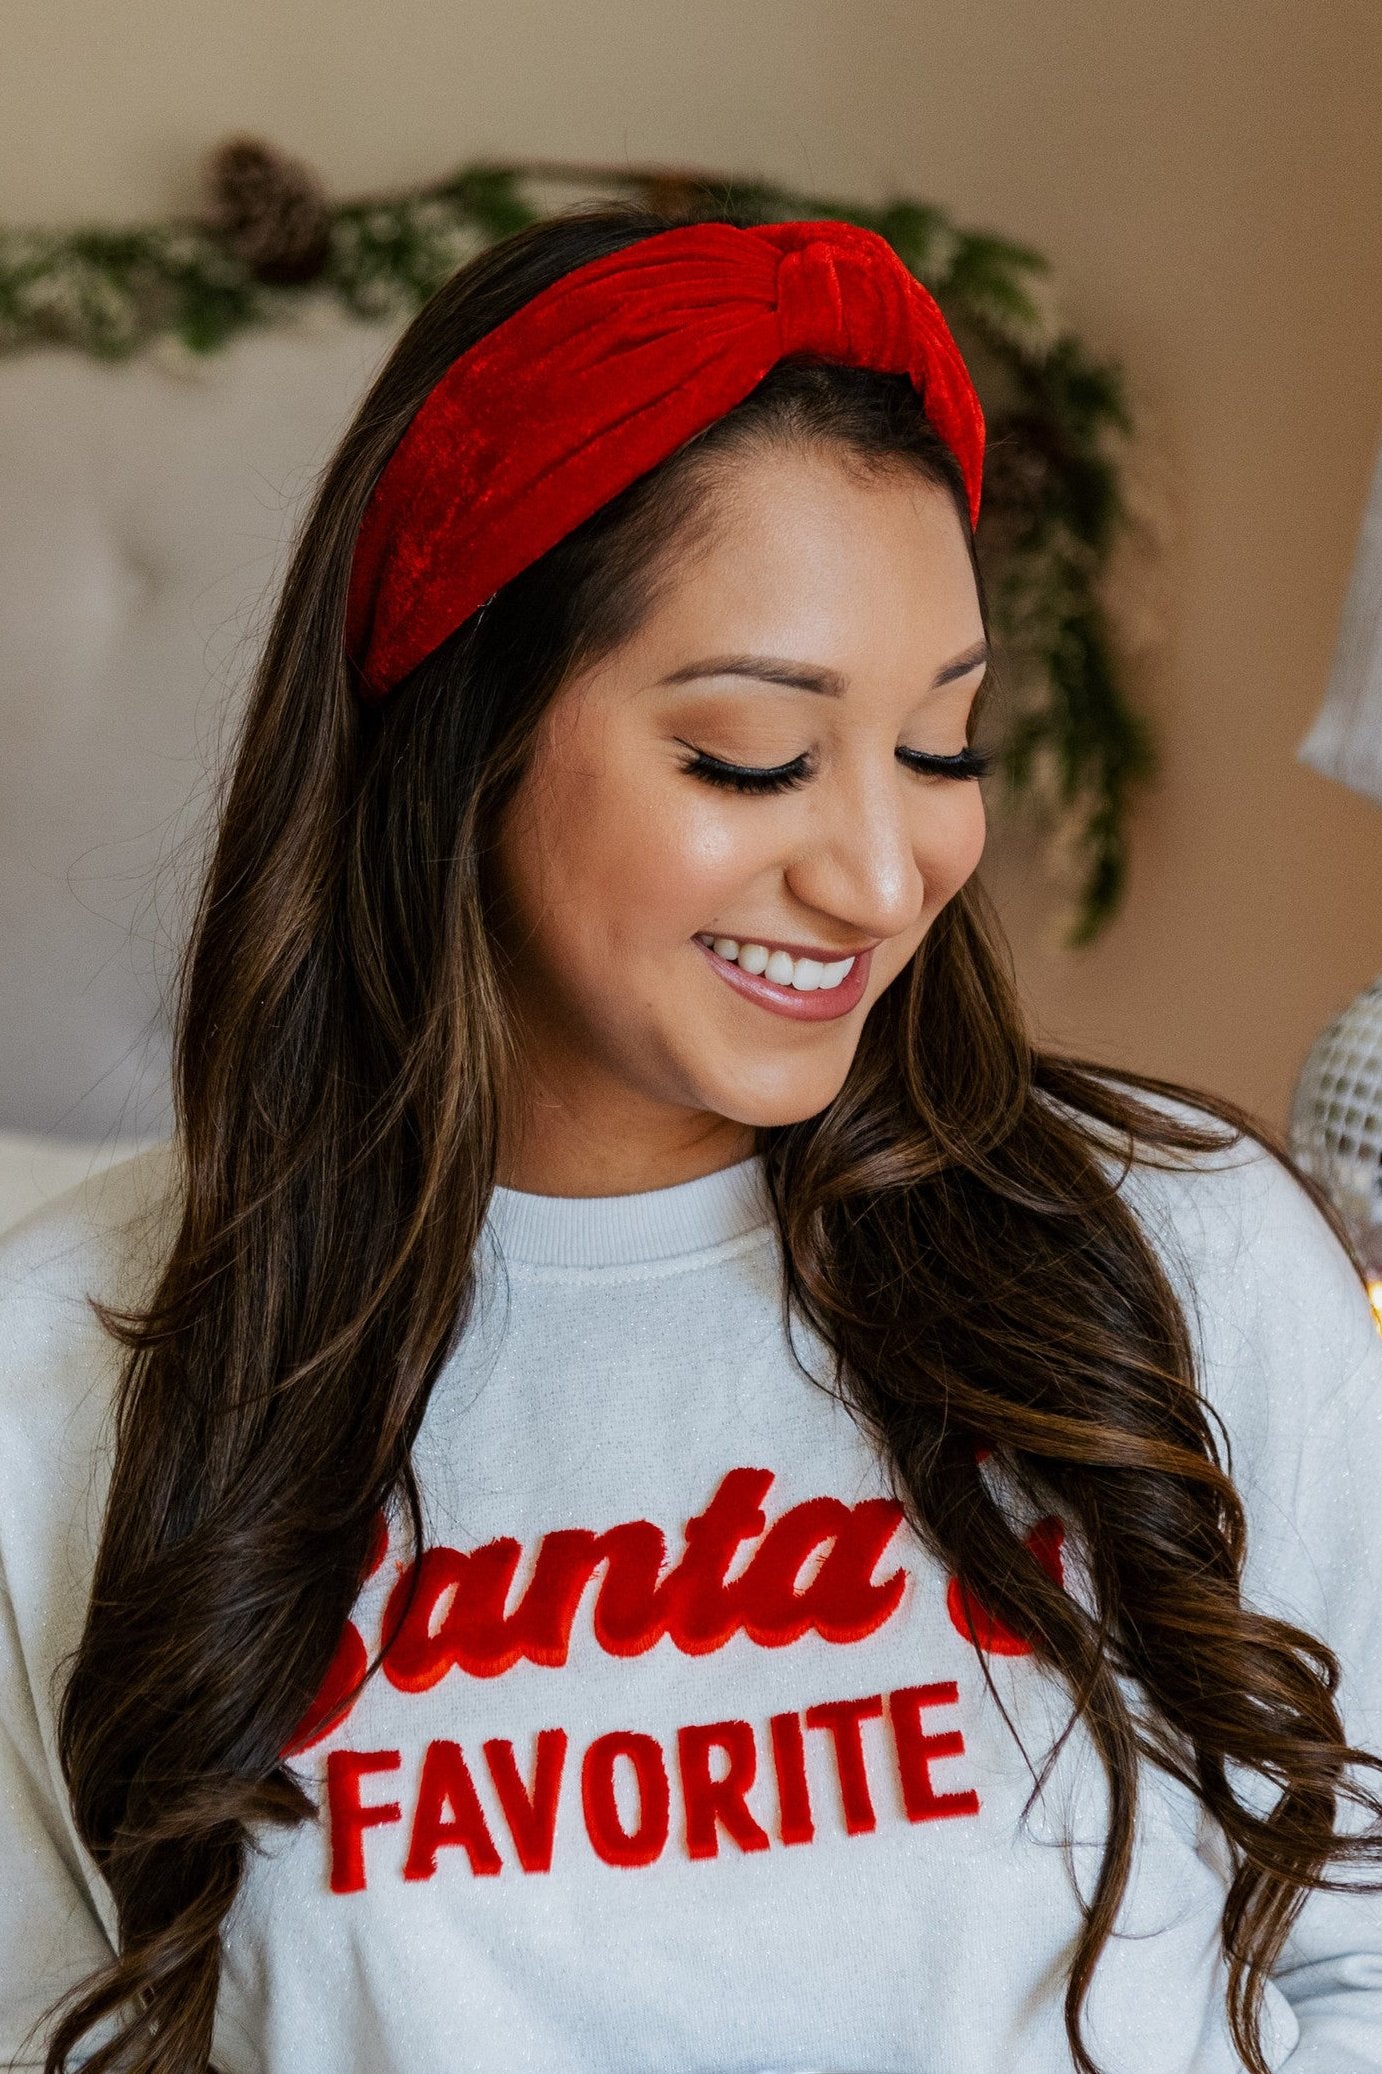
[781,755,929,946]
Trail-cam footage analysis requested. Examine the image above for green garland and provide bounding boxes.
[0,150,1153,941]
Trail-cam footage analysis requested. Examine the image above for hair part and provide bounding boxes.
[44,202,1382,2074]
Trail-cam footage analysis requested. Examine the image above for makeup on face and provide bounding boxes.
[491,448,989,1186]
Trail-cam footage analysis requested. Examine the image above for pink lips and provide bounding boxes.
[693,935,874,1021]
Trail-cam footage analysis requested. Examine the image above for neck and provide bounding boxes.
[496,1076,757,1199]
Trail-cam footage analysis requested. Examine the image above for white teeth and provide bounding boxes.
[698,934,857,992]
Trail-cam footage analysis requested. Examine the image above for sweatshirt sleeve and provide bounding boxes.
[1130,1124,1382,2072]
[0,1579,117,2069]
[1253,1279,1382,2070]
[0,1156,173,2069]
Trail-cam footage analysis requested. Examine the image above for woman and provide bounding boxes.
[3,205,1381,2074]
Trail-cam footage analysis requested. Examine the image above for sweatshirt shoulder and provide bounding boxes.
[1082,1083,1380,1501]
[1105,1087,1374,1358]
[0,1142,181,1438]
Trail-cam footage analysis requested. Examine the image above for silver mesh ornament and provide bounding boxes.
[1289,973,1382,1277]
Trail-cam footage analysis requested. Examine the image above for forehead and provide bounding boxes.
[628,442,982,675]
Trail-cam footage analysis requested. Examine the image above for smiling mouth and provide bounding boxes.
[692,933,875,1023]
[693,932,866,994]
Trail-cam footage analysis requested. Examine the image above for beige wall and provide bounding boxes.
[6,0,1382,1128]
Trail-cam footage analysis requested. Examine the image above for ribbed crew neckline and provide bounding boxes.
[482,1153,775,1269]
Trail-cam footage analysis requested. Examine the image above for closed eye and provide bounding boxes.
[897,745,994,782]
[676,749,808,794]
[676,745,993,794]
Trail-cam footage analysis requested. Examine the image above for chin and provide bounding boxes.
[705,1068,854,1133]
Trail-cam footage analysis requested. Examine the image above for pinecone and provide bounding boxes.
[204,137,332,285]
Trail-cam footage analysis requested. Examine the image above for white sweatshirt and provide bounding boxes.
[2,1107,1381,2074]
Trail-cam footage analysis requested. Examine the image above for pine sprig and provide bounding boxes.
[0,148,1154,941]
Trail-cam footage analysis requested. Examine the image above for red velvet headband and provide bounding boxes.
[344,218,986,700]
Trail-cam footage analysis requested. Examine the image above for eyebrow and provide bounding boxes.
[657,640,989,697]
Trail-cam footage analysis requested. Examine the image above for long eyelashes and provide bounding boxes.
[899,745,993,782]
[677,745,994,794]
[676,748,810,794]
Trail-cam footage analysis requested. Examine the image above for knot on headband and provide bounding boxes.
[775,235,913,369]
[345,218,986,700]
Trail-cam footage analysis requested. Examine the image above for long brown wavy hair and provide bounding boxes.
[44,203,1382,2074]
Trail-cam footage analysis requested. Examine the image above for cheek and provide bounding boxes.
[572,792,778,957]
[502,732,759,964]
[919,787,987,906]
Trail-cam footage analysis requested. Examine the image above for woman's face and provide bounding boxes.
[491,442,989,1188]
